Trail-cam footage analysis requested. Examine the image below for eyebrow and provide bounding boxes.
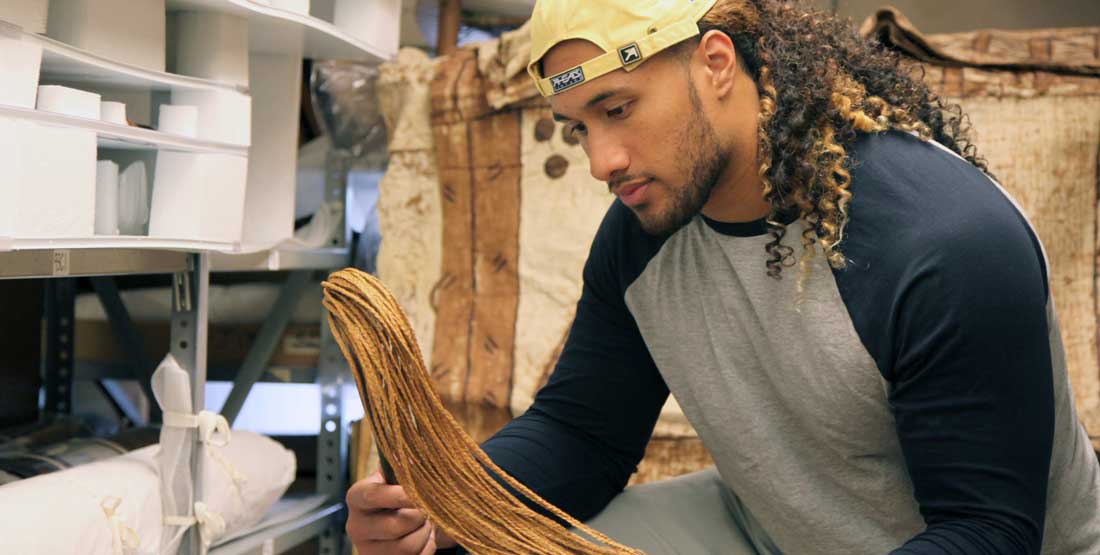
[551,89,625,123]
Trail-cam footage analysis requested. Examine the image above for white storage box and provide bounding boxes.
[171,11,249,88]
[0,32,42,109]
[0,117,96,238]
[335,0,401,53]
[242,54,301,247]
[47,0,166,72]
[170,90,251,146]
[0,0,50,34]
[148,152,248,242]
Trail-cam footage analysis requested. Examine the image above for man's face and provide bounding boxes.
[545,40,730,236]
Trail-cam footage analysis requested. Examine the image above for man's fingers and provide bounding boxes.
[347,508,427,543]
[350,520,433,555]
[418,525,437,555]
[347,472,418,511]
[396,520,434,555]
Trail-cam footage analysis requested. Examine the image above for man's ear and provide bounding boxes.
[697,30,738,98]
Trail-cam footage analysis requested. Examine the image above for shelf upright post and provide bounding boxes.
[172,253,210,555]
[317,304,348,555]
[42,278,77,416]
[325,149,350,251]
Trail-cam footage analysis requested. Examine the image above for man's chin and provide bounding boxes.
[632,205,693,238]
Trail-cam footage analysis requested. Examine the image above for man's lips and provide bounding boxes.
[613,179,652,207]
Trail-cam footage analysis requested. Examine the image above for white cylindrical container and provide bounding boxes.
[100,101,127,125]
[46,0,166,72]
[36,85,101,119]
[157,104,199,138]
[94,160,120,235]
[172,11,249,87]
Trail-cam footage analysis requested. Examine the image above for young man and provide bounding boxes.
[347,0,1100,553]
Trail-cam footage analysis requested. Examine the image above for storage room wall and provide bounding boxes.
[818,0,1100,32]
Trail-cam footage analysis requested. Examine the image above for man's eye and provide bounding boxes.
[607,102,633,119]
[568,123,588,137]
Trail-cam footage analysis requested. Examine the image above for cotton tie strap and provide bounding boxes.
[162,410,236,548]
[164,502,227,549]
[163,410,231,447]
[322,268,644,555]
[100,496,141,555]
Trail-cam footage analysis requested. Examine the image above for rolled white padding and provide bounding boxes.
[171,11,249,88]
[94,160,120,236]
[0,430,295,554]
[100,101,127,125]
[36,84,101,119]
[0,0,50,34]
[117,161,149,236]
[46,0,166,72]
[150,355,296,553]
[157,104,199,138]
[149,151,248,242]
[0,34,42,109]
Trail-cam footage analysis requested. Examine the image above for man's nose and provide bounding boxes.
[586,134,630,184]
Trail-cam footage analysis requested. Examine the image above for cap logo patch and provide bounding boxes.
[550,66,586,94]
[619,44,642,65]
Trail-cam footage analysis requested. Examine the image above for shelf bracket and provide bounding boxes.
[220,270,314,425]
[90,276,159,423]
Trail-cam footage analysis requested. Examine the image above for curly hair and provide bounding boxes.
[687,0,987,285]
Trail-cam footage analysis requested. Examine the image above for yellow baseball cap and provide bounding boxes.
[527,0,720,97]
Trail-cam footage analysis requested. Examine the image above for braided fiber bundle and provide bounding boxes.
[322,269,643,555]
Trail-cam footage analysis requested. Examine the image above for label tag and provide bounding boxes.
[550,66,586,94]
[52,250,71,276]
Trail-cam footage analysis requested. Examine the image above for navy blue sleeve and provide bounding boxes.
[885,220,1054,555]
[479,202,670,521]
[836,132,1055,555]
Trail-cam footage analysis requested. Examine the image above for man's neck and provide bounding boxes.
[700,165,770,223]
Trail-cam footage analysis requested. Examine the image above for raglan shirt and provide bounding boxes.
[476,131,1100,554]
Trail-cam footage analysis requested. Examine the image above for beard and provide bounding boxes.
[633,79,729,237]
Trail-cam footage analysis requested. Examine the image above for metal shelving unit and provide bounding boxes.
[1,0,397,551]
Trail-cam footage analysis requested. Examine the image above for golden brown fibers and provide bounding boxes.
[322,268,643,555]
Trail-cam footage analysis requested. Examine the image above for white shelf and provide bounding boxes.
[0,21,247,95]
[166,0,393,61]
[0,104,249,155]
[0,236,237,253]
[39,34,246,93]
[211,246,348,272]
[0,248,191,279]
[211,499,342,555]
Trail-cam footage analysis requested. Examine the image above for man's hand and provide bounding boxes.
[345,471,457,554]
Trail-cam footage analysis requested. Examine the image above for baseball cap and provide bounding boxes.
[527,0,720,97]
